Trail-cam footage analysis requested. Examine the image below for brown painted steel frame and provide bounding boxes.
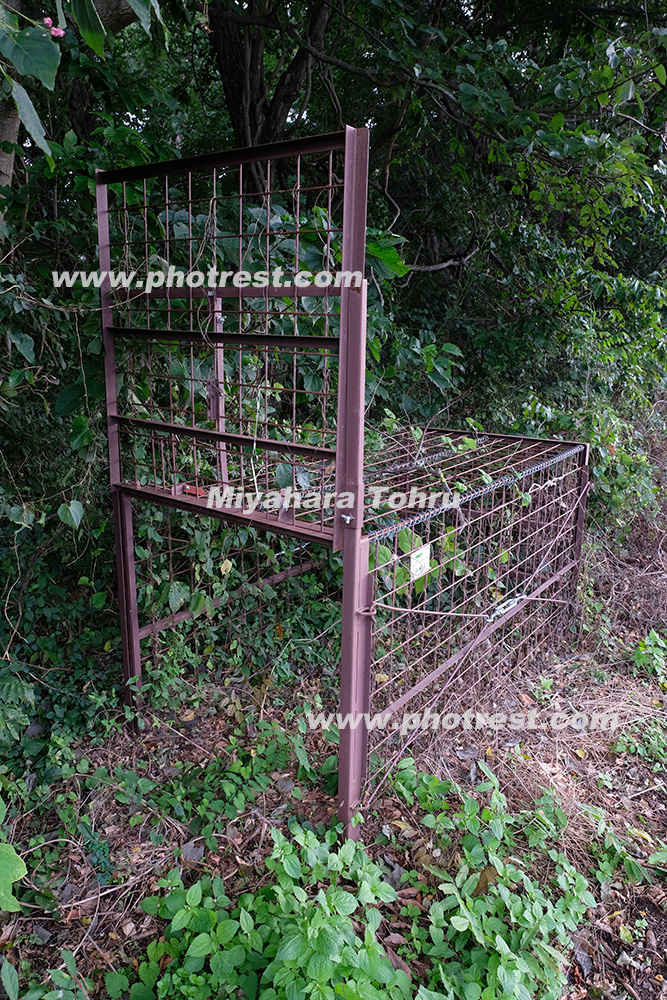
[97,128,371,833]
[97,127,588,841]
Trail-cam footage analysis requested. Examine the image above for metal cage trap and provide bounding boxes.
[96,127,589,834]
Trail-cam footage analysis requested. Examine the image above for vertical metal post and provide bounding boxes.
[209,295,228,484]
[336,125,370,837]
[96,172,143,697]
[112,491,142,702]
[338,536,373,837]
[570,444,590,606]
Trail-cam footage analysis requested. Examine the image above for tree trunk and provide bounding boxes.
[0,0,21,199]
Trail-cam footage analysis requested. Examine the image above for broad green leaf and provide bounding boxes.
[57,500,84,530]
[0,888,21,913]
[656,64,667,85]
[616,79,635,104]
[276,930,306,961]
[168,580,189,612]
[72,0,107,57]
[9,332,34,364]
[328,888,357,915]
[186,881,202,906]
[306,952,334,981]
[450,915,469,931]
[0,27,60,89]
[126,0,152,33]
[1,961,19,1000]
[0,844,27,885]
[185,932,214,958]
[62,951,77,978]
[105,972,129,999]
[10,81,53,165]
[216,919,239,945]
[170,907,191,932]
[282,853,301,879]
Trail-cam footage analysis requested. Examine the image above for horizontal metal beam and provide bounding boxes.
[96,131,346,183]
[114,483,335,545]
[137,558,319,638]
[108,326,340,351]
[112,415,336,460]
[110,284,342,302]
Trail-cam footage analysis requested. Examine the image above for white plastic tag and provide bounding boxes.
[410,543,431,581]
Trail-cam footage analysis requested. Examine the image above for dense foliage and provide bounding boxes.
[0,0,666,846]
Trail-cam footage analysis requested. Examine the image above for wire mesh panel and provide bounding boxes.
[96,128,369,712]
[129,497,340,690]
[361,433,588,802]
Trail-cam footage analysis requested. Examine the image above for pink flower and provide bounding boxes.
[43,16,52,26]
[50,26,65,37]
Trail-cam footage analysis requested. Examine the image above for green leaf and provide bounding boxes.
[0,843,27,886]
[1,960,19,1000]
[186,882,202,907]
[58,500,84,530]
[126,0,152,32]
[656,64,666,85]
[55,383,85,417]
[62,951,77,978]
[616,79,635,104]
[168,580,189,612]
[367,241,410,278]
[450,915,469,931]
[91,592,106,609]
[0,888,21,913]
[0,27,60,89]
[239,907,253,933]
[170,907,191,932]
[189,591,206,618]
[328,889,357,915]
[276,930,306,961]
[129,985,155,1000]
[306,952,334,982]
[105,972,129,999]
[10,80,53,164]
[282,853,301,879]
[550,112,564,131]
[216,919,239,945]
[69,414,93,450]
[8,332,34,364]
[185,933,214,958]
[71,0,107,57]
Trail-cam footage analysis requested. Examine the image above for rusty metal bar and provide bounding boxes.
[137,557,318,639]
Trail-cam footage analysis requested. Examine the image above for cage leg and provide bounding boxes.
[569,455,590,607]
[338,538,372,840]
[113,490,142,711]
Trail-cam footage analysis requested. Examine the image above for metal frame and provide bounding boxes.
[97,127,588,839]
